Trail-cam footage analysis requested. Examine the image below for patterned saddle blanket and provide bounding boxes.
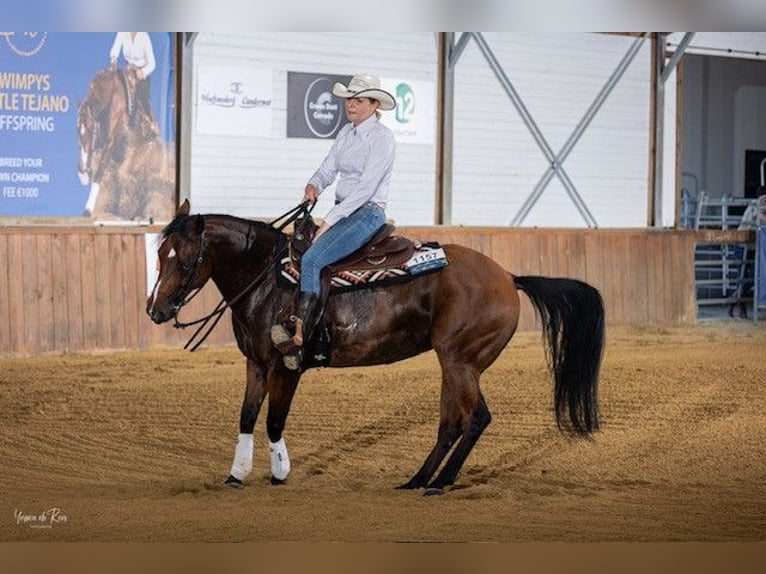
[278,242,449,293]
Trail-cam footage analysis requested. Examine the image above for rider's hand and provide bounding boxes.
[303,184,319,204]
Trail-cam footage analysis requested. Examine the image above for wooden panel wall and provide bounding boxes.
[0,226,699,357]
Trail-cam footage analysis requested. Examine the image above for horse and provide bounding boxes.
[77,68,171,221]
[146,201,605,495]
[77,69,129,190]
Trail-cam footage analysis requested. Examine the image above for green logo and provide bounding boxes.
[395,83,415,124]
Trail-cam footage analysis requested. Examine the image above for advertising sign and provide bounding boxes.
[286,71,434,145]
[287,71,351,139]
[380,77,435,146]
[0,32,176,222]
[196,65,273,137]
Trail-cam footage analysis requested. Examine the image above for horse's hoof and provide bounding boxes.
[224,475,244,489]
[395,480,422,490]
[270,476,287,486]
[424,487,445,497]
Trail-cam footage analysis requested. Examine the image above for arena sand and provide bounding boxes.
[1,322,764,542]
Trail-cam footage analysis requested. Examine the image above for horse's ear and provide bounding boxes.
[177,199,190,217]
[193,214,204,235]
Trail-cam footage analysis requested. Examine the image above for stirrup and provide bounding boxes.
[270,319,305,348]
[271,324,295,350]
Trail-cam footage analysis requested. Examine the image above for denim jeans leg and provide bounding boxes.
[300,203,385,294]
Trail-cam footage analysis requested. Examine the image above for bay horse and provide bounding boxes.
[77,69,129,191]
[77,68,172,221]
[147,201,605,495]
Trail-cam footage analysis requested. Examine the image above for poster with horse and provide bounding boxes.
[0,32,176,222]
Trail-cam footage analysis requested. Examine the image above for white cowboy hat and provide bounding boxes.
[332,74,396,111]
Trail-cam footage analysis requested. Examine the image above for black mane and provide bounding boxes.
[161,213,282,240]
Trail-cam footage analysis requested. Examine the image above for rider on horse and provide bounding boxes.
[109,32,158,140]
[271,74,397,370]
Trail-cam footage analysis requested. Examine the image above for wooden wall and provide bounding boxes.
[0,226,702,357]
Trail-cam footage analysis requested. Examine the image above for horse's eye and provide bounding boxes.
[180,261,193,272]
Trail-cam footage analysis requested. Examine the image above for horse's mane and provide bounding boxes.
[82,69,119,117]
[161,213,283,241]
[92,68,114,82]
[88,68,119,96]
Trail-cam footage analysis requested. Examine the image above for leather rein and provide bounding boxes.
[172,202,314,351]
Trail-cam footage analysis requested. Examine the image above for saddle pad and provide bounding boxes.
[278,243,448,293]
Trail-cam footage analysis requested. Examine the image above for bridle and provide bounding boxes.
[167,202,315,351]
[168,226,208,320]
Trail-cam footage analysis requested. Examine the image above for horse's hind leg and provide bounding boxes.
[425,393,491,495]
[398,364,490,493]
[396,394,464,490]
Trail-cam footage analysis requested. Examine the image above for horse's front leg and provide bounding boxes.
[265,367,301,485]
[225,358,266,488]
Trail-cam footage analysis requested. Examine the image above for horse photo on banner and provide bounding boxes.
[0,32,176,222]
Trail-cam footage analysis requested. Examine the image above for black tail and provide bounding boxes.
[513,275,605,435]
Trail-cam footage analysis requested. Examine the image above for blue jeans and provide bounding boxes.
[300,202,386,295]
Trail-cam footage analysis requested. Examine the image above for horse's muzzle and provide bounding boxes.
[149,308,170,324]
[147,303,178,325]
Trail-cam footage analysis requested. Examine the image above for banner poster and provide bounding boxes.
[0,32,176,222]
[196,65,273,137]
[380,77,435,146]
[286,72,351,139]
[286,71,434,145]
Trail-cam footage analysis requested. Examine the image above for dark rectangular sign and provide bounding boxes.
[286,71,351,139]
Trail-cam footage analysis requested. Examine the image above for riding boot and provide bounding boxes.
[270,292,321,371]
[293,291,320,347]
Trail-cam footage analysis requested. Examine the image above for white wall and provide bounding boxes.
[187,33,669,229]
[451,33,652,228]
[663,66,677,228]
[189,33,437,225]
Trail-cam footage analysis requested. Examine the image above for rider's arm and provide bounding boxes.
[109,33,124,66]
[141,33,156,78]
[306,123,353,195]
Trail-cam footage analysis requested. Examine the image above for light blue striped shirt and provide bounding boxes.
[308,115,396,227]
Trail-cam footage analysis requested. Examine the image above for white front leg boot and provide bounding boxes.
[84,182,100,214]
[269,438,291,483]
[229,433,254,481]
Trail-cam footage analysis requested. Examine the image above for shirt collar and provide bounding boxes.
[353,114,379,135]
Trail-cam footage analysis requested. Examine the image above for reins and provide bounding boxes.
[173,202,315,351]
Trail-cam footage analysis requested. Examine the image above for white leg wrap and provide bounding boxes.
[85,182,100,212]
[229,433,254,480]
[269,438,291,481]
